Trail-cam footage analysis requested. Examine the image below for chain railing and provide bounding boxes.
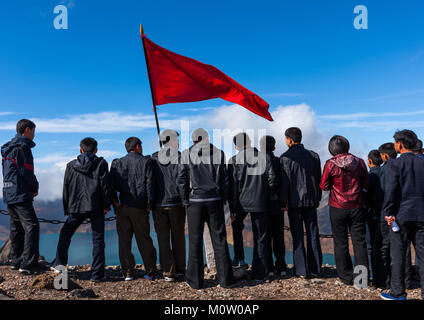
[0,208,336,238]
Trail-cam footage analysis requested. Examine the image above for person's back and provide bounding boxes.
[110,152,153,209]
[321,153,369,209]
[151,148,181,207]
[383,153,424,223]
[280,144,321,208]
[64,153,111,215]
[178,141,228,204]
[230,146,276,212]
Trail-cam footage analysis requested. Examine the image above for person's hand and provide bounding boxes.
[114,202,122,208]
[281,206,288,212]
[230,213,236,221]
[33,192,38,197]
[385,216,396,226]
[103,208,111,215]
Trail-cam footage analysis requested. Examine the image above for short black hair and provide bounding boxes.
[159,129,179,145]
[233,132,251,148]
[378,143,397,159]
[328,135,350,156]
[413,139,423,153]
[285,127,302,143]
[16,119,36,134]
[125,137,142,152]
[259,135,276,152]
[394,129,418,150]
[368,150,383,166]
[192,128,209,143]
[80,137,98,153]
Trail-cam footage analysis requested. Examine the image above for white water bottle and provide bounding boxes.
[392,221,400,232]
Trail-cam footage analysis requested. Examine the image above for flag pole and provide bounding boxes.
[140,24,162,148]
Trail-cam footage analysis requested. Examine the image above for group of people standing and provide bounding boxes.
[2,119,424,300]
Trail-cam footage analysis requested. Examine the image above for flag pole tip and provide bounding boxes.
[140,24,144,36]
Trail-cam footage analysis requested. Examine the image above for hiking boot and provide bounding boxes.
[19,268,33,275]
[381,292,407,300]
[143,271,159,281]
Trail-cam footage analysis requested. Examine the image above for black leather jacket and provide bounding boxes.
[228,147,277,213]
[280,144,322,208]
[110,152,154,209]
[63,153,112,215]
[151,148,182,207]
[177,142,229,205]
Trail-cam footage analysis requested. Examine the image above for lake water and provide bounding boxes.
[0,230,336,266]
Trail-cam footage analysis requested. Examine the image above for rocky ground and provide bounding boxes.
[0,261,422,300]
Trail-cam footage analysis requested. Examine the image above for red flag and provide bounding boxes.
[142,36,273,121]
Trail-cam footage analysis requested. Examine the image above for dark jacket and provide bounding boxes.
[268,151,282,214]
[63,153,112,215]
[382,152,424,223]
[1,134,39,204]
[280,144,322,208]
[110,152,154,209]
[228,147,277,213]
[177,142,229,205]
[320,153,369,210]
[366,166,384,221]
[151,148,182,207]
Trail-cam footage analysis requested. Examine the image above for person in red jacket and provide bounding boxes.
[320,135,369,286]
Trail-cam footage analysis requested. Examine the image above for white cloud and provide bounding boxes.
[0,112,180,133]
[0,112,15,117]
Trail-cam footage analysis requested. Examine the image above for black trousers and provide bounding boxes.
[251,212,269,280]
[329,206,368,285]
[186,200,233,289]
[267,213,287,273]
[116,206,157,274]
[152,205,186,277]
[365,215,379,280]
[374,221,391,288]
[8,201,40,269]
[54,212,105,280]
[231,211,248,261]
[389,221,424,299]
[288,207,322,276]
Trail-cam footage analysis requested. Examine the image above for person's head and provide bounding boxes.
[328,135,350,156]
[191,128,209,144]
[80,137,98,154]
[233,132,251,151]
[367,150,383,168]
[413,139,423,155]
[160,129,179,149]
[393,129,418,154]
[125,137,142,154]
[378,142,397,162]
[284,127,302,148]
[16,119,36,141]
[259,135,276,153]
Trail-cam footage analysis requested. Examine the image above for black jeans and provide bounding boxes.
[186,200,233,289]
[231,211,248,261]
[390,221,424,299]
[267,213,287,273]
[8,201,40,269]
[251,212,269,280]
[329,206,368,285]
[288,207,322,276]
[54,212,105,280]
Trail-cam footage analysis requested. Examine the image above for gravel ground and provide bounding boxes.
[0,263,421,300]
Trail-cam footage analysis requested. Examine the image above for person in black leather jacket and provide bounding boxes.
[52,137,112,281]
[1,119,40,274]
[151,130,186,281]
[280,127,323,278]
[177,128,233,289]
[228,132,277,280]
[110,137,158,280]
[259,135,287,277]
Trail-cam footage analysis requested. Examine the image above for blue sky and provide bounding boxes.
[1,0,424,199]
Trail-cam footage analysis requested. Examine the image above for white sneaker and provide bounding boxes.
[19,268,32,275]
[164,276,175,282]
[125,276,134,281]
